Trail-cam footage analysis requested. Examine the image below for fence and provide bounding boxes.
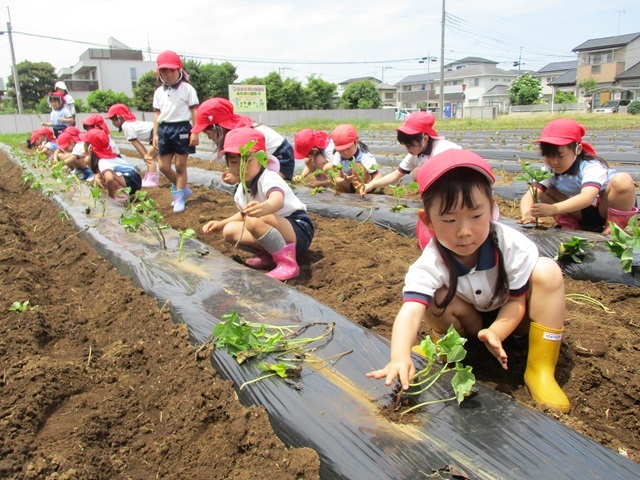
[509,103,589,115]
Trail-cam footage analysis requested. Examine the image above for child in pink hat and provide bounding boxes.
[368,149,570,413]
[202,128,314,282]
[152,50,200,213]
[291,129,335,188]
[519,118,637,233]
[330,124,381,193]
[106,104,159,188]
[362,111,460,195]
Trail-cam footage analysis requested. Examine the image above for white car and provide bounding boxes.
[593,99,630,114]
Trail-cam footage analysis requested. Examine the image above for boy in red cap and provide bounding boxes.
[191,97,295,182]
[81,129,142,199]
[27,128,57,159]
[367,149,571,413]
[106,104,159,188]
[291,129,335,188]
[362,111,460,195]
[519,118,637,233]
[41,92,73,138]
[330,124,381,193]
[53,127,93,180]
[202,127,314,281]
[152,50,199,213]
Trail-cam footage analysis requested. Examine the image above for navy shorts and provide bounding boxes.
[286,210,315,256]
[157,121,195,156]
[122,171,142,195]
[273,139,295,181]
[580,205,605,230]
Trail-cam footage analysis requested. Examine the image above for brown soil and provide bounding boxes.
[1,148,638,479]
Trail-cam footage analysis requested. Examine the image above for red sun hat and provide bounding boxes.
[220,127,266,155]
[331,124,358,150]
[82,114,111,134]
[293,129,331,159]
[156,50,183,70]
[534,118,596,155]
[105,103,136,122]
[48,91,66,104]
[191,98,253,133]
[29,128,56,145]
[56,130,81,150]
[80,129,116,159]
[396,111,439,137]
[417,149,495,194]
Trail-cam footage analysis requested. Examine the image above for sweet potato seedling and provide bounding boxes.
[120,190,167,249]
[605,214,639,273]
[235,141,268,247]
[399,325,476,415]
[389,182,418,212]
[517,160,552,227]
[90,184,106,217]
[9,300,38,313]
[555,236,593,263]
[178,228,196,262]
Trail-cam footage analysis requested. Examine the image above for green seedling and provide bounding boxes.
[323,165,343,195]
[22,171,35,185]
[605,214,640,273]
[517,161,552,227]
[178,228,196,262]
[389,182,418,212]
[120,190,167,249]
[9,300,38,313]
[399,325,476,415]
[349,160,379,195]
[90,184,106,217]
[555,236,593,263]
[58,211,70,222]
[212,310,334,364]
[236,141,269,246]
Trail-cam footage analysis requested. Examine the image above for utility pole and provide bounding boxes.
[5,8,23,114]
[439,0,446,119]
[419,54,437,111]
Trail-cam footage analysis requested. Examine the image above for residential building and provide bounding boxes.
[572,32,640,107]
[396,57,518,117]
[57,37,156,102]
[534,61,578,100]
[336,76,398,107]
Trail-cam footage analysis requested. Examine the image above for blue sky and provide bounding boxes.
[0,0,638,89]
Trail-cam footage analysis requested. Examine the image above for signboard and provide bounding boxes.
[228,85,267,112]
[444,102,452,118]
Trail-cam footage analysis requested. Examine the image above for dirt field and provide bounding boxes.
[1,147,638,479]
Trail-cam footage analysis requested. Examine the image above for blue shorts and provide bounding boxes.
[122,171,142,194]
[157,121,195,156]
[286,210,314,256]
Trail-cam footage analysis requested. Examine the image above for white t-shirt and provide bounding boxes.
[233,169,306,218]
[153,81,199,124]
[331,148,378,175]
[122,120,154,143]
[403,222,538,312]
[254,125,284,155]
[397,138,461,174]
[97,156,137,176]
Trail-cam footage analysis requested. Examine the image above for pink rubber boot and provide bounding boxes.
[245,252,275,270]
[266,244,299,281]
[553,214,581,230]
[602,206,638,234]
[141,172,160,188]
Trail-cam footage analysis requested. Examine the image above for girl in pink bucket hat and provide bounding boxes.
[368,149,571,413]
[152,50,200,213]
[519,118,637,233]
[201,128,314,282]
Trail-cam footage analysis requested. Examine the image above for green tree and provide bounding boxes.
[305,75,337,110]
[627,100,640,115]
[508,73,542,105]
[199,62,238,100]
[578,78,598,94]
[554,91,577,104]
[340,80,381,109]
[133,71,158,112]
[243,72,286,110]
[281,77,310,109]
[86,89,132,112]
[7,60,57,111]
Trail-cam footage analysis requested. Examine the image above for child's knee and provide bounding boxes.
[610,172,635,193]
[533,257,564,290]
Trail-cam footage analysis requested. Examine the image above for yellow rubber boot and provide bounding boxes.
[524,321,570,413]
[412,326,466,358]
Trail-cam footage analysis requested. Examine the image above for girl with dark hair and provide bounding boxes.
[368,149,571,413]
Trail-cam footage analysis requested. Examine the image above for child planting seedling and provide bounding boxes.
[397,325,476,414]
[202,128,315,282]
[516,161,551,228]
[555,236,593,263]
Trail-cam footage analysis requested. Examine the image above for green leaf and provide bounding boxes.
[452,364,476,404]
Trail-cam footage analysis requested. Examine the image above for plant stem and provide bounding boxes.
[400,395,458,415]
[240,373,277,390]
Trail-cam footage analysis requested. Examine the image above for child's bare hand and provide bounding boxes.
[189,133,199,147]
[529,203,556,218]
[292,174,303,183]
[366,359,415,391]
[243,201,263,217]
[202,220,222,234]
[221,172,239,185]
[478,328,508,370]
[517,213,536,225]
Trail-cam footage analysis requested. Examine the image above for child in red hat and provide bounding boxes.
[41,92,73,138]
[152,50,199,213]
[202,128,314,282]
[27,128,57,159]
[106,103,159,188]
[82,114,122,157]
[367,149,570,413]
[291,129,335,188]
[53,127,94,180]
[81,129,142,200]
[362,111,460,195]
[191,97,295,182]
[330,124,381,193]
[519,118,637,233]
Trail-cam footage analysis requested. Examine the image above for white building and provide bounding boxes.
[57,38,155,102]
